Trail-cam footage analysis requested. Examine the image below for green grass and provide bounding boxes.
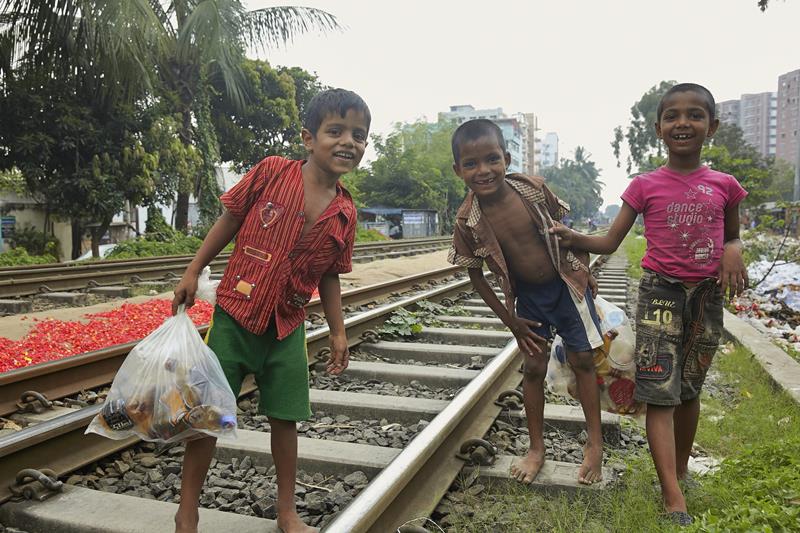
[623,230,646,280]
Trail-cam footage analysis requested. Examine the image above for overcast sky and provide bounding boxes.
[247,0,800,208]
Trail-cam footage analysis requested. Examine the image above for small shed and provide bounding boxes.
[358,207,440,238]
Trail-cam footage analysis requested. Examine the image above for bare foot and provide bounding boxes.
[510,448,545,484]
[578,442,603,485]
[277,510,317,533]
[174,508,198,533]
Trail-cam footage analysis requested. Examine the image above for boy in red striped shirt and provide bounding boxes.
[171,89,370,533]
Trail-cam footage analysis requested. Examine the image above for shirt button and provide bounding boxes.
[262,224,268,228]
[297,211,304,217]
[267,202,273,208]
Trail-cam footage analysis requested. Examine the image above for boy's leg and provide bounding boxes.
[646,404,686,514]
[674,396,700,480]
[175,436,217,533]
[269,417,315,533]
[565,349,604,484]
[511,342,548,484]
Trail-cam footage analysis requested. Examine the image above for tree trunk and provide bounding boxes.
[174,106,194,232]
[90,217,113,258]
[71,219,83,260]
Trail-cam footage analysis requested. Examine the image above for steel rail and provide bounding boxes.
[0,274,474,504]
[0,237,451,276]
[324,256,602,532]
[0,265,462,417]
[0,237,451,298]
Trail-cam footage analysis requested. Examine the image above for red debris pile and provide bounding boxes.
[0,300,213,373]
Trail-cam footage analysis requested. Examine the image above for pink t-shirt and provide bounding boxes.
[621,166,748,282]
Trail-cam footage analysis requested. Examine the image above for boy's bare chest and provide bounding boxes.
[483,197,542,250]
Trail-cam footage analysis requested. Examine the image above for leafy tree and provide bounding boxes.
[611,80,676,174]
[705,122,794,206]
[542,147,604,220]
[212,59,323,172]
[1,1,341,231]
[353,120,465,231]
[0,67,158,258]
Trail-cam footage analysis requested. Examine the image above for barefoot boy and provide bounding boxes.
[170,89,370,532]
[447,119,605,484]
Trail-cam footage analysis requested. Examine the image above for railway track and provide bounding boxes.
[0,254,632,532]
[0,237,452,299]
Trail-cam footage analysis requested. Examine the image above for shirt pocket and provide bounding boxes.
[218,264,259,302]
[255,199,286,230]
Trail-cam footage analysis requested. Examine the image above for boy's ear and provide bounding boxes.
[452,162,461,177]
[504,151,511,167]
[301,128,314,151]
[707,118,720,138]
[654,121,663,139]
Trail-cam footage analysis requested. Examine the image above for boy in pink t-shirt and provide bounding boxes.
[551,83,747,526]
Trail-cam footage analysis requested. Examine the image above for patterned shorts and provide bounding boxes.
[633,269,724,406]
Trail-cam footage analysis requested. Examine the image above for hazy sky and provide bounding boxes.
[247,0,800,207]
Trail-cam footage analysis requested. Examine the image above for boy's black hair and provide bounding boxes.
[303,88,371,135]
[656,83,716,121]
[451,119,507,162]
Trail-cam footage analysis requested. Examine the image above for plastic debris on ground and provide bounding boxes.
[546,296,646,420]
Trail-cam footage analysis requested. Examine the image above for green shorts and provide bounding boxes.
[205,305,311,421]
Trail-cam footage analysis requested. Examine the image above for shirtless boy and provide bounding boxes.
[447,119,605,484]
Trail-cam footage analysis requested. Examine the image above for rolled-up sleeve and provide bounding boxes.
[448,222,483,269]
[220,156,282,220]
[327,218,356,275]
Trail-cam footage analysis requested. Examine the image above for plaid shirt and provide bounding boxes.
[448,173,590,320]
[217,156,356,338]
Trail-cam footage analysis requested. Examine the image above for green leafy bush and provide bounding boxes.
[107,234,203,259]
[378,301,468,338]
[9,225,61,260]
[0,247,57,266]
[356,227,389,242]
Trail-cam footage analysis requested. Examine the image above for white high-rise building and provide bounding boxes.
[540,132,559,168]
[439,105,538,174]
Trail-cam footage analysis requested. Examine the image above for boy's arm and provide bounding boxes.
[171,210,242,314]
[549,202,638,255]
[718,205,748,300]
[468,268,546,357]
[318,273,348,375]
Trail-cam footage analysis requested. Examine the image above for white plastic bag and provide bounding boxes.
[195,266,220,306]
[545,296,645,419]
[86,306,237,443]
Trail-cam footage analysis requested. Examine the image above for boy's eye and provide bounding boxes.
[328,128,341,135]
[353,132,366,142]
[462,161,475,168]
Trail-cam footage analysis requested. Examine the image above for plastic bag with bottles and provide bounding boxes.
[545,296,645,419]
[86,305,237,443]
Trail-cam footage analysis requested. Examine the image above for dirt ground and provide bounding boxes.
[0,249,452,341]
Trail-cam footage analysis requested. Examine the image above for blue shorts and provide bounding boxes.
[515,277,604,353]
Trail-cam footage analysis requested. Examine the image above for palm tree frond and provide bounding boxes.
[244,5,340,52]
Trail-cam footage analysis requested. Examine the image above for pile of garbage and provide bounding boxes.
[732,234,800,357]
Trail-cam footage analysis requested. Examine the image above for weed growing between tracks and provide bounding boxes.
[445,344,800,532]
[623,230,646,280]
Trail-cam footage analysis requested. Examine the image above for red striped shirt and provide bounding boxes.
[217,156,356,339]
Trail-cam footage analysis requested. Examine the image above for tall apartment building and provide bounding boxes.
[776,69,800,165]
[540,132,559,168]
[438,105,537,174]
[716,92,776,158]
[521,112,539,175]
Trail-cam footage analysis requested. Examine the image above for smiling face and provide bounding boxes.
[452,135,511,198]
[656,90,719,158]
[302,109,369,178]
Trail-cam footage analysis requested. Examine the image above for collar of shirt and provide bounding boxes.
[456,173,589,306]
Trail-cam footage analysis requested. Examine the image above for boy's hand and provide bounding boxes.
[588,274,598,299]
[718,241,748,300]
[172,272,199,315]
[326,332,349,375]
[508,316,547,357]
[549,222,576,248]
